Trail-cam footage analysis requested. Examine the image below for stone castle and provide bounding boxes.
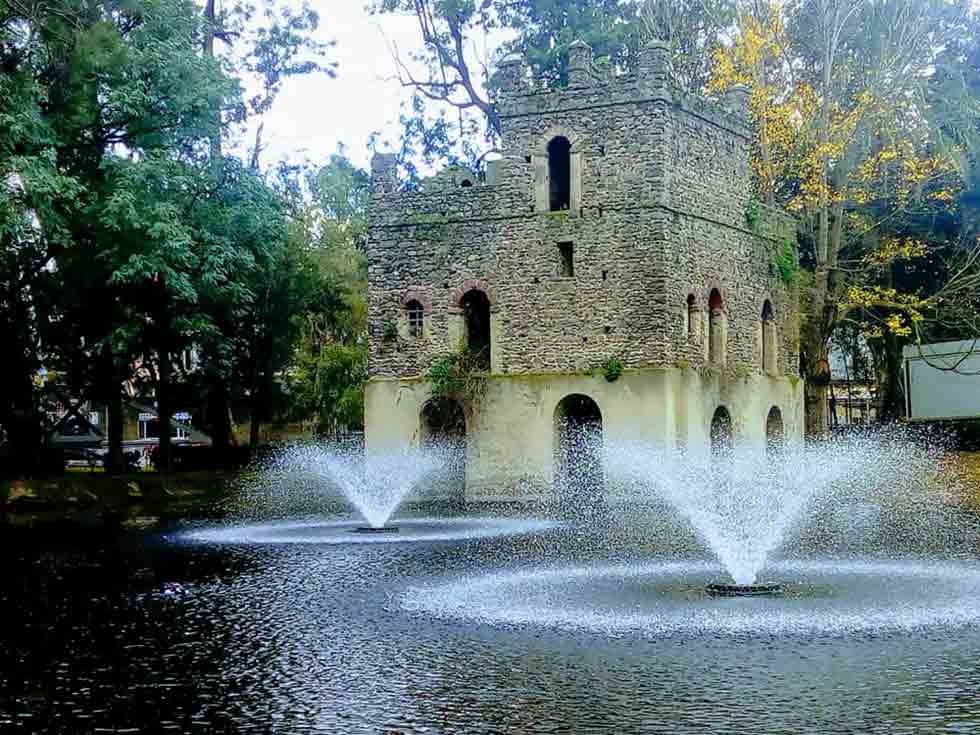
[365,40,803,501]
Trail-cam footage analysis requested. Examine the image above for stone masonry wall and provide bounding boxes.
[367,41,799,381]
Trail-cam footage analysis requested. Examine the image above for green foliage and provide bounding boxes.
[382,321,398,342]
[280,153,370,436]
[592,355,624,382]
[770,239,798,287]
[497,0,644,88]
[640,0,735,95]
[745,198,761,231]
[286,342,367,434]
[369,0,645,177]
[427,350,488,406]
[0,0,335,463]
[731,363,752,380]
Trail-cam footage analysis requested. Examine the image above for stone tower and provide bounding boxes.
[365,41,802,501]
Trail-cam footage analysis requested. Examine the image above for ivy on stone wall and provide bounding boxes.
[769,238,798,286]
[426,350,488,406]
[744,198,761,231]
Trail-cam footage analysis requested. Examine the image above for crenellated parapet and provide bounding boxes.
[493,39,751,140]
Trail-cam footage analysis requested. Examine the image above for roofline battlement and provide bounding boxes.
[494,39,750,136]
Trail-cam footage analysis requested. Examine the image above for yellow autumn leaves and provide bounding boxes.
[706,0,963,340]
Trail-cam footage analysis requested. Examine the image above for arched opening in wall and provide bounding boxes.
[405,299,424,338]
[554,394,603,507]
[421,398,466,499]
[710,406,733,456]
[548,136,571,212]
[766,406,784,456]
[462,289,492,370]
[761,299,776,374]
[686,294,697,338]
[708,288,725,364]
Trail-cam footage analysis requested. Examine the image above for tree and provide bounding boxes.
[371,0,645,178]
[1,0,332,473]
[281,153,369,437]
[711,0,978,434]
[640,0,735,95]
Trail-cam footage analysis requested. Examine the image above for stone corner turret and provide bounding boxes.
[370,152,398,195]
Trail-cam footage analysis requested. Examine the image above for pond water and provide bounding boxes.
[3,495,980,734]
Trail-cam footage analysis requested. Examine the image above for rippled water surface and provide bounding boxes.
[3,509,980,734]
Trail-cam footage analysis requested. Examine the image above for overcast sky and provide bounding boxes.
[236,2,415,170]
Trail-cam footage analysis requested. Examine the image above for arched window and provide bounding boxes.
[766,406,784,456]
[548,136,571,211]
[710,406,733,456]
[686,294,697,338]
[406,300,424,338]
[462,290,492,370]
[761,299,776,374]
[708,288,726,365]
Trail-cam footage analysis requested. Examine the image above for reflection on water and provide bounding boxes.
[2,507,980,734]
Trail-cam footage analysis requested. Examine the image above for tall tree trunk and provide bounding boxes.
[107,386,124,473]
[203,0,222,163]
[157,309,173,474]
[877,332,906,422]
[248,390,261,456]
[803,337,831,436]
[208,377,232,453]
[103,349,124,474]
[1,301,42,475]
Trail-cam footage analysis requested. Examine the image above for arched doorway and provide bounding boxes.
[462,289,491,370]
[554,394,603,505]
[421,398,466,499]
[710,406,733,456]
[766,406,784,455]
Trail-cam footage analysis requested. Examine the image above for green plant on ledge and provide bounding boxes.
[591,354,624,382]
[698,362,722,380]
[731,363,753,381]
[427,349,488,406]
[381,321,398,342]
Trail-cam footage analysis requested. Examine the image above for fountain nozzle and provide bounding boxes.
[352,525,400,534]
[706,582,783,597]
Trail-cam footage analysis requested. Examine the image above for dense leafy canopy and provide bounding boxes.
[0,0,358,471]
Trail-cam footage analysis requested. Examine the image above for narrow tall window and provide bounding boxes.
[548,136,571,211]
[462,290,492,370]
[761,299,776,374]
[559,242,574,277]
[406,300,424,338]
[708,288,725,364]
[686,294,696,337]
